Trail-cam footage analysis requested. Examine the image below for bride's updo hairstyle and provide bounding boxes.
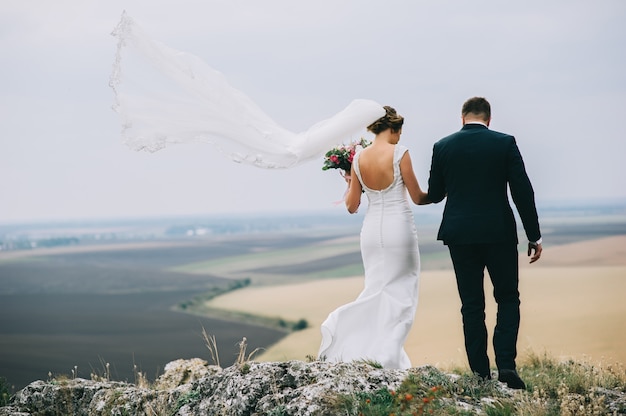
[367,106,404,134]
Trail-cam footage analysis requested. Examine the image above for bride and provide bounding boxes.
[110,13,430,369]
[318,106,431,369]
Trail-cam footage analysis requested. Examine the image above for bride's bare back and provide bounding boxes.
[356,143,396,191]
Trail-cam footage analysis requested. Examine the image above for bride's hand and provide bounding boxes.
[340,170,352,184]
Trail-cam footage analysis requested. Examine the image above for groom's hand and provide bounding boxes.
[527,242,542,264]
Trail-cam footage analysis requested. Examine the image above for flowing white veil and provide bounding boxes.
[109,12,385,169]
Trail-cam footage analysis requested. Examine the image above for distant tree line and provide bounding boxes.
[0,237,79,251]
[36,237,80,248]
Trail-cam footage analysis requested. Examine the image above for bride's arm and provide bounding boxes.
[345,166,362,214]
[401,151,431,205]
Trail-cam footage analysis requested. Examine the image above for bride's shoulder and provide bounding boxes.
[394,144,410,158]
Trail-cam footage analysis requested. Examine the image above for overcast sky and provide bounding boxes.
[1,0,625,223]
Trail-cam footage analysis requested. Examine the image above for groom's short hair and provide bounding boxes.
[462,97,491,120]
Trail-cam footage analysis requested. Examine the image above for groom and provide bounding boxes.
[427,97,542,389]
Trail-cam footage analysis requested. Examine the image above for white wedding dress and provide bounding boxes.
[109,13,419,368]
[318,144,420,369]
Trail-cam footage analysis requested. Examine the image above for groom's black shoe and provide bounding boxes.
[498,369,526,390]
[476,372,491,381]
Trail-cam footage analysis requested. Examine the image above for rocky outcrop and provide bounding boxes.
[3,358,625,415]
[188,360,409,415]
[0,359,443,415]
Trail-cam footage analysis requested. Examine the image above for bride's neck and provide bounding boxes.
[374,131,395,144]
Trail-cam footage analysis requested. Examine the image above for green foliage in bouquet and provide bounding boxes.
[322,138,371,173]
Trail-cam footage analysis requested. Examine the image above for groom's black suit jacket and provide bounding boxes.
[428,123,541,245]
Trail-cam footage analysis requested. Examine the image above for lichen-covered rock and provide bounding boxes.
[189,360,408,415]
[0,407,29,416]
[0,360,412,415]
[153,358,220,390]
[10,378,136,415]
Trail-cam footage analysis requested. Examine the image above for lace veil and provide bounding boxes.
[109,12,385,169]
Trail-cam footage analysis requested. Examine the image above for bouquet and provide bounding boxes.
[322,138,371,175]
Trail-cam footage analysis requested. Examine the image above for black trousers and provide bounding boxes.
[448,243,520,377]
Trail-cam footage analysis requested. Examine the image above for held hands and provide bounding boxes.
[527,242,542,264]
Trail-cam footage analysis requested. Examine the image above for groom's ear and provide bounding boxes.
[485,117,491,127]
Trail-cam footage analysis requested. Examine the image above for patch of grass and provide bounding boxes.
[235,337,262,367]
[183,305,304,333]
[516,351,626,415]
[177,278,251,310]
[334,385,443,416]
[300,263,365,279]
[356,359,384,369]
[520,351,625,396]
[0,377,13,406]
[170,389,201,415]
[176,279,310,332]
[327,366,485,415]
[484,400,517,416]
[170,242,359,278]
[327,354,626,415]
[267,405,288,416]
[201,328,221,367]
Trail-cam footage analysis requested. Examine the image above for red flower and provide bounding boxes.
[322,138,371,172]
